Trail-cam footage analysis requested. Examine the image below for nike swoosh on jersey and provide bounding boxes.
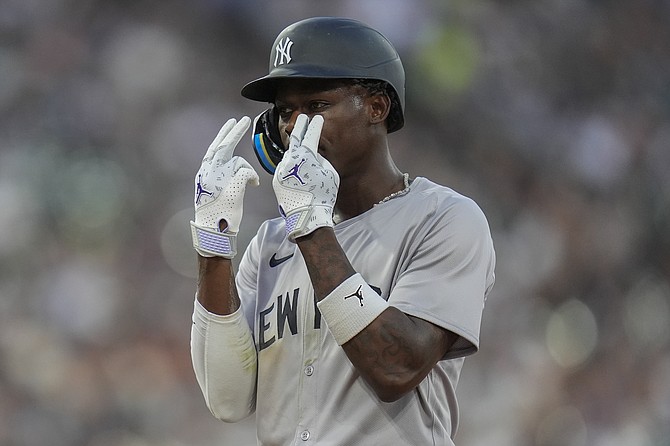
[269,252,294,267]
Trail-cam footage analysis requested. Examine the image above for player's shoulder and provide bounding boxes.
[411,177,494,249]
[411,177,488,220]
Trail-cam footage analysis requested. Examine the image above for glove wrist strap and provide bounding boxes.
[284,206,334,242]
[190,221,237,258]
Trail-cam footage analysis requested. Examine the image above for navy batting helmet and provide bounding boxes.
[243,17,406,174]
[242,17,405,132]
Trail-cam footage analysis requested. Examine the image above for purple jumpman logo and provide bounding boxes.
[282,159,306,185]
[195,174,213,204]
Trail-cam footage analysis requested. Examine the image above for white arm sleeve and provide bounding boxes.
[190,297,257,422]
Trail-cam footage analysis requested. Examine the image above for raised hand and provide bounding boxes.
[191,117,259,258]
[272,114,339,242]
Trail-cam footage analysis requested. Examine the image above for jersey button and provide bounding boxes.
[300,430,310,441]
[304,365,314,376]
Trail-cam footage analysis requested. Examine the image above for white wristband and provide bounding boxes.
[317,273,389,345]
[190,221,237,258]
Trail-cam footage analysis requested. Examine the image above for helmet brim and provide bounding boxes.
[241,63,382,102]
[241,76,275,103]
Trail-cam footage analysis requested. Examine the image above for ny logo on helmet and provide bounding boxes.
[274,37,294,67]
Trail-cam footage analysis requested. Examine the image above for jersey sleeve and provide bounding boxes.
[189,227,266,422]
[236,229,263,332]
[190,299,258,421]
[389,195,496,359]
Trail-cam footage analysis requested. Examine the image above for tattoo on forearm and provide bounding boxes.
[347,317,418,378]
[300,232,355,300]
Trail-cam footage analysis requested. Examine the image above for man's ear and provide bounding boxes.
[368,93,391,127]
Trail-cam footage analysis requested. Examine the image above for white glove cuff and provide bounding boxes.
[190,221,237,258]
[317,273,389,345]
[285,205,334,242]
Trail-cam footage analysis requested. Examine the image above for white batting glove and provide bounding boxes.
[272,114,339,242]
[191,116,259,258]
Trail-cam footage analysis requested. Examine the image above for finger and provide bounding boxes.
[236,166,261,188]
[233,158,261,187]
[203,118,237,161]
[221,116,251,149]
[300,114,324,155]
[289,114,309,150]
[211,140,231,167]
[214,116,251,163]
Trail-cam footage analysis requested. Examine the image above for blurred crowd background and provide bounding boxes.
[1,0,669,445]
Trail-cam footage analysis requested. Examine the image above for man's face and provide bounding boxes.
[274,79,373,176]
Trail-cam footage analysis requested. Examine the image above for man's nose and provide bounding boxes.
[284,110,301,136]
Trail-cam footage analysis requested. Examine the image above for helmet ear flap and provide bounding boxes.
[252,107,286,174]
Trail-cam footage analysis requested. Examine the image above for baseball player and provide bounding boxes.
[190,17,496,446]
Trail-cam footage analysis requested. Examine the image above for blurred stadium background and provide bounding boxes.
[1,0,669,445]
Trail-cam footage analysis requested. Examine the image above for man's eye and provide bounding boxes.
[310,102,328,111]
[277,108,292,119]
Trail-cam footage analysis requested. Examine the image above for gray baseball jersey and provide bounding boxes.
[234,177,495,445]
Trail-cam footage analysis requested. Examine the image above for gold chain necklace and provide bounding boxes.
[375,173,410,206]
